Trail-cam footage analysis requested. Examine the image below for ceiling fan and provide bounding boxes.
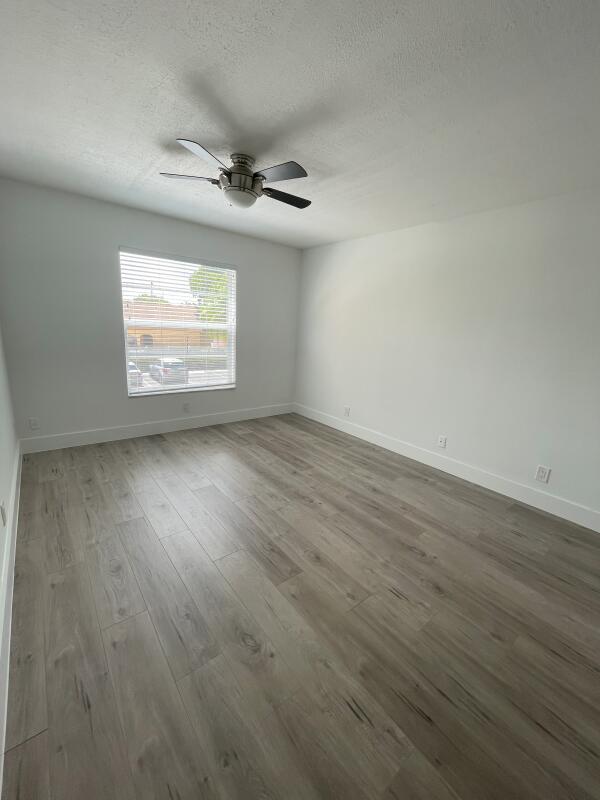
[161,139,311,210]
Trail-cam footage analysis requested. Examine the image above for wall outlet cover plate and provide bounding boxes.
[535,465,551,483]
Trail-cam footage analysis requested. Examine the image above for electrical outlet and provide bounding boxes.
[0,503,6,527]
[182,402,191,413]
[535,464,551,484]
[343,406,351,417]
[28,417,40,431]
[437,435,447,449]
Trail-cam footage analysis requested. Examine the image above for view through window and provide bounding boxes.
[119,250,236,396]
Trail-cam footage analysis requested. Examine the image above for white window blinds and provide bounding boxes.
[119,250,236,396]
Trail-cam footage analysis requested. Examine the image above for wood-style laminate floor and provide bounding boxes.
[3,414,600,799]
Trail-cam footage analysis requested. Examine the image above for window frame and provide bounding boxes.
[118,247,238,398]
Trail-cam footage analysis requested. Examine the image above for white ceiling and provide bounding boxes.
[2,1,600,248]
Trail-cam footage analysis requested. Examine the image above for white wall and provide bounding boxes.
[0,318,18,767]
[0,179,301,449]
[295,189,600,531]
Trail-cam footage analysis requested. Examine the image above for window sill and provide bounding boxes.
[128,384,236,398]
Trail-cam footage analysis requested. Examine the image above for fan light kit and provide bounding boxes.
[161,139,311,210]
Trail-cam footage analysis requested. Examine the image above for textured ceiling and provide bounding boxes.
[2,1,600,247]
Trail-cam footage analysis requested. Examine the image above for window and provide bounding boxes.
[119,249,236,396]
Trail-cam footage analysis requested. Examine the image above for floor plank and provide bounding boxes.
[65,497,118,547]
[45,564,135,799]
[272,691,371,800]
[195,484,301,584]
[159,432,213,491]
[104,612,217,799]
[42,506,84,573]
[85,533,146,628]
[217,549,411,794]
[2,732,50,800]
[277,521,371,610]
[163,531,298,719]
[108,440,158,492]
[135,484,188,538]
[179,654,287,799]
[102,477,144,524]
[119,517,219,678]
[155,472,240,559]
[383,748,462,800]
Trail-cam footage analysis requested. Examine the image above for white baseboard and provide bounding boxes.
[293,403,600,534]
[0,445,22,776]
[20,403,294,454]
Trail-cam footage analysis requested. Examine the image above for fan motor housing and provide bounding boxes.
[219,153,263,208]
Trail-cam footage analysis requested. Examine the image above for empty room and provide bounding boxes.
[0,1,599,798]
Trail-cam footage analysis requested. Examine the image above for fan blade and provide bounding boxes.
[255,161,307,183]
[263,187,311,209]
[176,139,228,170]
[160,173,219,184]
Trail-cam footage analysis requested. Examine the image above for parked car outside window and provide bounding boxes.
[149,358,189,385]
